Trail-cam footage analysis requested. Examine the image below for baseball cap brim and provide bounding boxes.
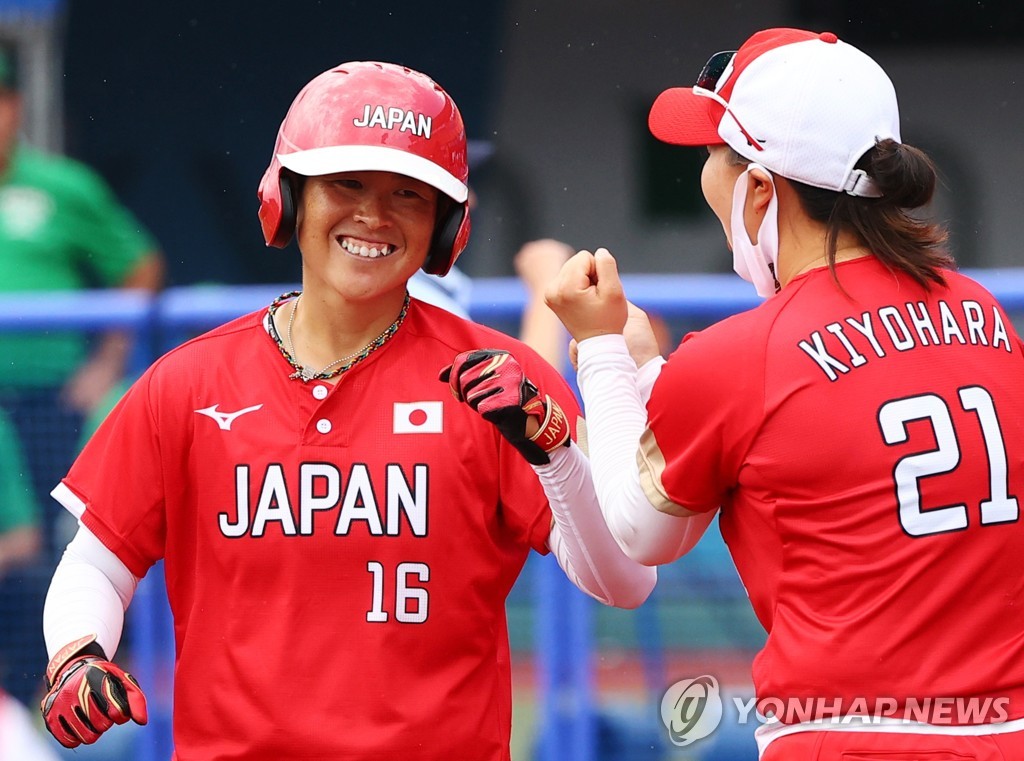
[648,87,727,147]
[278,145,469,203]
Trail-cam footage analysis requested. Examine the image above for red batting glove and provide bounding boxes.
[40,634,148,748]
[439,349,570,465]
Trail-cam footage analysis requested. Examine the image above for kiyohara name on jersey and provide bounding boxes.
[798,297,1013,382]
[220,462,428,538]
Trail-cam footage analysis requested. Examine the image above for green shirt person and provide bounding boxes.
[0,144,162,392]
[0,38,163,543]
[0,37,164,406]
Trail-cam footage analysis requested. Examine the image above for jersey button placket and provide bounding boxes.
[300,378,346,446]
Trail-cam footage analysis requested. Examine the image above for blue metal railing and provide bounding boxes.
[4,268,1024,760]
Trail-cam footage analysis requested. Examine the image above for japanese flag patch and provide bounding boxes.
[393,401,443,434]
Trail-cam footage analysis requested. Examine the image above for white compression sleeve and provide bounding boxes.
[541,443,656,609]
[43,525,139,660]
[576,334,716,566]
[635,354,667,402]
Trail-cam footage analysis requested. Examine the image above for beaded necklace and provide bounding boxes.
[267,290,410,382]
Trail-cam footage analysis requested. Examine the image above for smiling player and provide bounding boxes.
[37,61,655,759]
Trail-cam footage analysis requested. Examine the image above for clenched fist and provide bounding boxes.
[40,634,148,748]
[544,248,628,342]
[439,349,570,465]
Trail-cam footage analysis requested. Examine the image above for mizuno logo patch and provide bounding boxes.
[195,404,263,431]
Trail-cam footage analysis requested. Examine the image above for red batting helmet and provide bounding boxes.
[257,61,471,276]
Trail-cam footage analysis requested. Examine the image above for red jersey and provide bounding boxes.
[643,257,1024,722]
[55,298,580,760]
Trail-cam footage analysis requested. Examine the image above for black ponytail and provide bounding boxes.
[790,139,952,289]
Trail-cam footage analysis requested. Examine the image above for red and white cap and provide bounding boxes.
[649,28,900,197]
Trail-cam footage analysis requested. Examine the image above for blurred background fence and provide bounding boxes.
[4,270,1024,760]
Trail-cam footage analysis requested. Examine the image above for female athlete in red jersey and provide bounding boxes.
[37,61,655,760]
[546,27,1024,760]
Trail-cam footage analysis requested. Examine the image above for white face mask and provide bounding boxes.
[730,162,780,299]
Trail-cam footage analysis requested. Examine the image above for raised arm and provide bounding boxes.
[546,249,717,565]
[439,349,656,608]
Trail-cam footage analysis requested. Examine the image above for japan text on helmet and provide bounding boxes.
[257,61,471,276]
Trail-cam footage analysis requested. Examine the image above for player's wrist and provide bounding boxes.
[45,634,105,688]
[525,394,570,454]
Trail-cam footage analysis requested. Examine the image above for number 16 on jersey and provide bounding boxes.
[366,561,431,623]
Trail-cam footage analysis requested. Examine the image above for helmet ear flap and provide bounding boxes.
[423,201,467,276]
[267,171,299,248]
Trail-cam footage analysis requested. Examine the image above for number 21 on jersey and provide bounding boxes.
[878,386,1019,537]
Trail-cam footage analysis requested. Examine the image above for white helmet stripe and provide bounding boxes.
[278,145,469,203]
